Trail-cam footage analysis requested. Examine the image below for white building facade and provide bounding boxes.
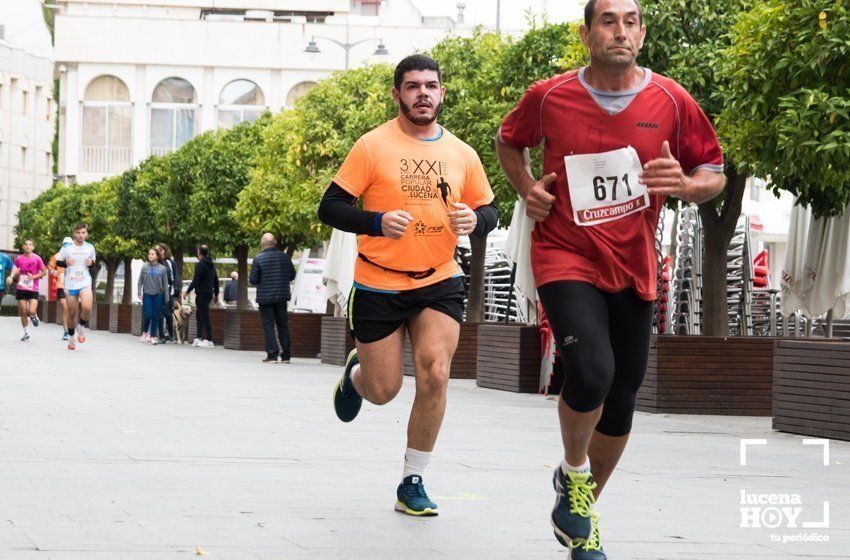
[53,0,470,185]
[0,39,55,252]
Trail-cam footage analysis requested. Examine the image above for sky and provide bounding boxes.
[0,0,585,61]
[0,0,53,58]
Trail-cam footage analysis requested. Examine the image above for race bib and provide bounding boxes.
[18,274,34,290]
[71,268,86,280]
[564,146,649,226]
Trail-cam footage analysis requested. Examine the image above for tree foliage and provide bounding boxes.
[718,0,850,217]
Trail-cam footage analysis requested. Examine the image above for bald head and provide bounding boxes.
[261,233,276,248]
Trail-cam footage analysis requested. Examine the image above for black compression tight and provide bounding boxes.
[538,280,654,437]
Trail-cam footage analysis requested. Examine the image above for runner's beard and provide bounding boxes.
[399,98,442,126]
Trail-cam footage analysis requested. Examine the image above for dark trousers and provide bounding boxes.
[196,293,213,341]
[161,293,174,338]
[143,293,164,337]
[259,301,291,359]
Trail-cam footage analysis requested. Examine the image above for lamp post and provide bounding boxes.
[304,16,388,70]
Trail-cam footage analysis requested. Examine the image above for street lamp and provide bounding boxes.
[304,36,389,70]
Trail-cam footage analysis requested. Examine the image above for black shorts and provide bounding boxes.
[349,276,466,344]
[16,290,39,301]
[56,288,66,299]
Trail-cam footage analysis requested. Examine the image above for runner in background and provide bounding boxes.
[6,239,46,341]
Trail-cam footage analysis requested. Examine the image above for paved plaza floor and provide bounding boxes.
[0,316,848,559]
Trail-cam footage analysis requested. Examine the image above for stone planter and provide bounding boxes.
[476,324,542,393]
[773,340,850,441]
[403,322,480,379]
[109,303,133,333]
[636,335,776,416]
[131,304,143,336]
[320,316,355,366]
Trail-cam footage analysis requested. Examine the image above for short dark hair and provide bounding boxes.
[198,244,209,257]
[394,54,442,90]
[74,222,88,231]
[584,0,643,28]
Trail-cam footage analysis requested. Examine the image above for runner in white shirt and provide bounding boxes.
[58,223,96,350]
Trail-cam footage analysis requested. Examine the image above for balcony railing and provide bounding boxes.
[81,145,132,175]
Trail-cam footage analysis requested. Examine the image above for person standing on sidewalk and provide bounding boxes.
[184,244,219,347]
[156,243,177,343]
[138,247,168,345]
[223,271,238,305]
[249,233,296,364]
[496,1,725,557]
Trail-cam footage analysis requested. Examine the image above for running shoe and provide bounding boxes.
[262,356,278,363]
[21,333,30,342]
[551,468,597,546]
[62,331,69,341]
[570,511,606,559]
[29,315,39,327]
[150,338,158,346]
[204,340,215,348]
[395,475,438,516]
[333,349,362,422]
[77,328,86,344]
[67,339,75,350]
[140,333,150,343]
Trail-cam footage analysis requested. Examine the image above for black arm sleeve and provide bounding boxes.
[55,260,68,268]
[471,201,499,238]
[317,182,384,236]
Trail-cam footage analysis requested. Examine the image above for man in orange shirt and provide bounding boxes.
[49,237,73,341]
[318,54,498,516]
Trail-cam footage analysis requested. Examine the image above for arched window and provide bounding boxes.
[81,75,132,174]
[217,80,266,129]
[150,77,198,155]
[285,81,317,108]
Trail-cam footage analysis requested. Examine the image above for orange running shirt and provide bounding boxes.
[334,118,494,291]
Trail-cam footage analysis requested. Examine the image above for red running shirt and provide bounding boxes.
[499,68,723,301]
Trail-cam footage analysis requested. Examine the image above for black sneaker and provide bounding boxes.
[279,358,291,364]
[332,349,362,422]
[262,356,278,363]
[29,315,39,327]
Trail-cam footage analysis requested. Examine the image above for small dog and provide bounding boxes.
[173,301,193,344]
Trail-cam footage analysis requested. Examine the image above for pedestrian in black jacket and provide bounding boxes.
[249,233,297,363]
[184,244,219,347]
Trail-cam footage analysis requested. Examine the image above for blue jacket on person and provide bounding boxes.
[249,247,297,305]
[0,252,14,290]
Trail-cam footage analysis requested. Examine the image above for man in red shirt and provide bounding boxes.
[497,1,725,557]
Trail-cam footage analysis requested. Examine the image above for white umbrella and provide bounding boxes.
[780,202,812,316]
[781,201,850,320]
[505,197,537,323]
[322,229,358,316]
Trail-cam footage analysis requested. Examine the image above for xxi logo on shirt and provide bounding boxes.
[400,159,448,176]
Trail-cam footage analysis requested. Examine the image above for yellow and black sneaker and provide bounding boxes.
[332,349,363,422]
[395,475,438,516]
[570,511,606,559]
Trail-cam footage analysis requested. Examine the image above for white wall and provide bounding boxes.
[0,42,55,251]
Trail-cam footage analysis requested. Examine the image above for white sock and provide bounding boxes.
[403,447,431,478]
[560,456,591,475]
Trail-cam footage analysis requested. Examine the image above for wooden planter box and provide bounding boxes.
[321,316,355,366]
[223,308,264,351]
[402,322,480,379]
[46,299,58,324]
[188,306,226,345]
[290,312,324,358]
[476,324,542,393]
[109,303,133,333]
[636,335,776,416]
[773,340,850,441]
[92,302,111,331]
